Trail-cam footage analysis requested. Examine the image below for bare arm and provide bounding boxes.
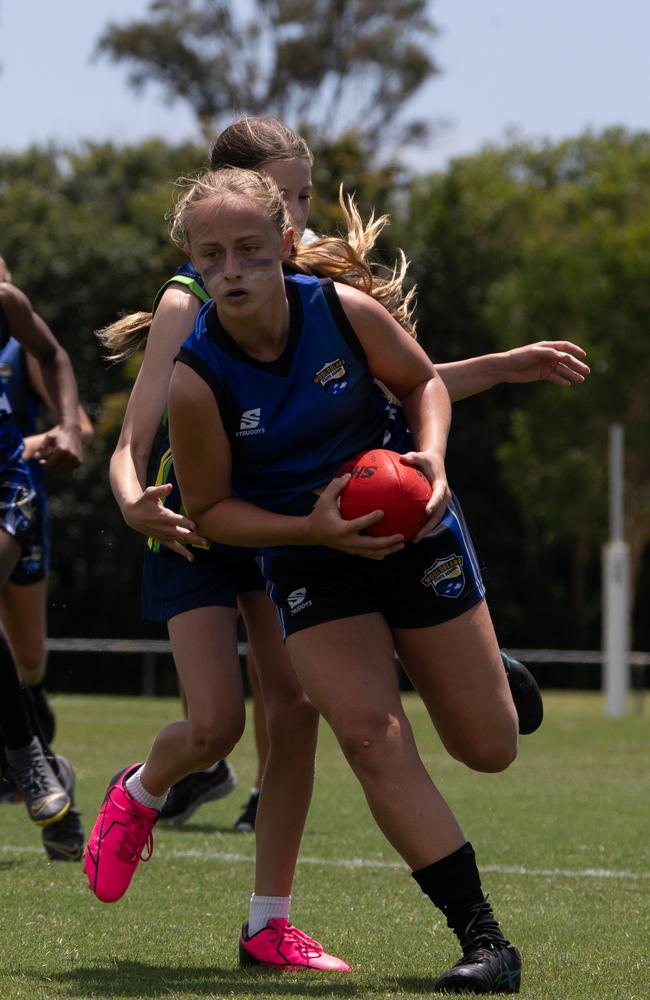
[24,350,94,462]
[108,284,207,559]
[0,286,82,471]
[437,341,590,402]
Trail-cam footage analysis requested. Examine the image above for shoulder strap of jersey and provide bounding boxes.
[151,273,210,315]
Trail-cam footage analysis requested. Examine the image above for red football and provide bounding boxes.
[338,448,432,541]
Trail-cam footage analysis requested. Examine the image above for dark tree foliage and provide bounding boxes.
[407,129,650,650]
[0,140,207,639]
[95,0,438,150]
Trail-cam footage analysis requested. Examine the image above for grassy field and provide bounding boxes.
[0,691,648,1000]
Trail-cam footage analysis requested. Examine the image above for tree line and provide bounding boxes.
[1,127,648,686]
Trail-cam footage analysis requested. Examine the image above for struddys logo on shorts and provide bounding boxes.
[421,554,465,598]
[287,587,313,615]
[312,358,349,396]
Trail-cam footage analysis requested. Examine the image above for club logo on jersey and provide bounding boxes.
[421,554,465,598]
[236,407,265,437]
[312,358,349,396]
[287,587,312,614]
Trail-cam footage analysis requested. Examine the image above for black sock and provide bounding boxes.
[0,632,34,749]
[23,681,55,747]
[412,842,503,945]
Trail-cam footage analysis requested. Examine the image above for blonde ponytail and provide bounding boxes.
[96,311,153,362]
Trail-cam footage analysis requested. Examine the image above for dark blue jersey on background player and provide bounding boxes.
[0,256,85,860]
[0,334,93,744]
[167,166,589,992]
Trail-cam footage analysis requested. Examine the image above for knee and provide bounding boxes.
[186,712,245,766]
[337,711,405,776]
[266,695,319,750]
[453,730,518,774]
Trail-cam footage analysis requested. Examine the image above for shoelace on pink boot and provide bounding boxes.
[269,921,323,961]
[107,786,155,864]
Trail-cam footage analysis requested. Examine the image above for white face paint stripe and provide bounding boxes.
[2,843,647,880]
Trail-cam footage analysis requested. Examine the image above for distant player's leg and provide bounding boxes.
[234,646,268,832]
[0,578,55,744]
[0,531,69,826]
[40,752,84,861]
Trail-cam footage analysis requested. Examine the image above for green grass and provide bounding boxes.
[0,691,648,999]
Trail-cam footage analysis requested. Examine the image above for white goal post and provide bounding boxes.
[602,424,630,718]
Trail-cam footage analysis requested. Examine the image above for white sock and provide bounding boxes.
[247,893,291,935]
[125,766,168,810]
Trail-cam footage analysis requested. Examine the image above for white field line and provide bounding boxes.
[1,843,648,881]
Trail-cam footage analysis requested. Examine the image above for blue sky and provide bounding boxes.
[2,0,649,170]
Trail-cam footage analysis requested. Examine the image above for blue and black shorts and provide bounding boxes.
[8,485,49,584]
[141,541,266,623]
[262,495,486,639]
[0,453,42,578]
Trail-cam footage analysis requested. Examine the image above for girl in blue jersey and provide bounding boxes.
[0,259,84,846]
[0,314,92,859]
[0,334,94,744]
[88,117,588,975]
[163,166,581,994]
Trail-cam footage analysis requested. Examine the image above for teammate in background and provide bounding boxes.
[0,258,85,861]
[85,121,345,973]
[166,167,587,992]
[0,331,94,741]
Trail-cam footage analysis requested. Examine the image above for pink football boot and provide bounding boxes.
[239,918,351,971]
[83,764,157,903]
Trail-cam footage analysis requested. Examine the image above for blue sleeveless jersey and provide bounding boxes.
[0,307,29,472]
[0,337,45,488]
[177,274,412,518]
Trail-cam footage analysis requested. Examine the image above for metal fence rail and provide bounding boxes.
[43,639,650,705]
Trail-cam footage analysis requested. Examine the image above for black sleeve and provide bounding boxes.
[319,279,368,366]
[175,348,241,441]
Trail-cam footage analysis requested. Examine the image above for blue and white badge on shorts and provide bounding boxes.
[421,554,465,598]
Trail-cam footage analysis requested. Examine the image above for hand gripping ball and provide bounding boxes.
[338,448,432,541]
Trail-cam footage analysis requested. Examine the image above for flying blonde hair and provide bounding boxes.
[98,167,415,360]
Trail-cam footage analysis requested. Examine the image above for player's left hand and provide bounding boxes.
[400,449,451,541]
[39,425,83,472]
[503,341,590,386]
